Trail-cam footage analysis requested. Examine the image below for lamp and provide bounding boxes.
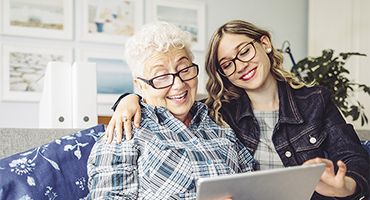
[277,41,302,82]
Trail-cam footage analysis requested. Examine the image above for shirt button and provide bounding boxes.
[309,137,317,144]
[285,151,292,158]
[207,160,212,165]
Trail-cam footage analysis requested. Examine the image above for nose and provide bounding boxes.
[235,59,248,74]
[171,75,185,89]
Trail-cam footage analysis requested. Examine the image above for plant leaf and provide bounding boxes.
[292,49,370,125]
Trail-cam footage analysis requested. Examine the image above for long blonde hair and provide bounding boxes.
[205,20,305,125]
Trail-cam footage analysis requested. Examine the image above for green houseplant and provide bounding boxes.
[292,49,370,126]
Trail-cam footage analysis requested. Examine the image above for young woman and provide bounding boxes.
[106,20,369,199]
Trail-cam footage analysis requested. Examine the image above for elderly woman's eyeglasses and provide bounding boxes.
[137,63,199,89]
[218,40,257,77]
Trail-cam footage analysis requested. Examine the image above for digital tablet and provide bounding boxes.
[196,163,326,200]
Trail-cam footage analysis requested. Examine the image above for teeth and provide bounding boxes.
[242,69,255,79]
[168,92,187,100]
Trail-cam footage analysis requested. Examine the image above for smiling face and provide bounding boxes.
[217,33,276,93]
[135,48,197,123]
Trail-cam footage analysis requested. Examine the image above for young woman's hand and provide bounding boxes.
[105,95,142,143]
[303,157,357,197]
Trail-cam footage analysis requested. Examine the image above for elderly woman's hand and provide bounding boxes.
[106,94,141,143]
[302,157,357,198]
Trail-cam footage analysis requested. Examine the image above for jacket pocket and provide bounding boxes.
[290,127,328,162]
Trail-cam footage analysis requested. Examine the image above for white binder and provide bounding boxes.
[71,62,98,128]
[39,62,73,128]
[39,61,98,128]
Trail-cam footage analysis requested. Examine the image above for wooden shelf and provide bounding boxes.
[98,116,111,126]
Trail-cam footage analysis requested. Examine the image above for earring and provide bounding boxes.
[267,48,272,53]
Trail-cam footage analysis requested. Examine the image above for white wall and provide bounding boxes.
[0,0,309,128]
[308,0,370,130]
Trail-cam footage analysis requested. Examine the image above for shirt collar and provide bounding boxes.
[140,100,209,126]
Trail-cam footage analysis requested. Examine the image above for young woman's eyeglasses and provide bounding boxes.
[218,40,257,77]
[137,63,199,89]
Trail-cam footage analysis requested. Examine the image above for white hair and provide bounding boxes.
[124,21,194,77]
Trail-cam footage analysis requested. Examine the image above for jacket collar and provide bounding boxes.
[277,81,304,124]
[234,81,303,124]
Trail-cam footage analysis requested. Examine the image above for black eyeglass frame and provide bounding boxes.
[137,63,199,89]
[218,39,257,77]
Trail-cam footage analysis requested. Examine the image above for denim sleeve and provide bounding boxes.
[111,93,142,111]
[86,135,139,199]
[320,88,369,199]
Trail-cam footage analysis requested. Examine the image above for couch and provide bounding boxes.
[0,124,105,200]
[0,125,369,200]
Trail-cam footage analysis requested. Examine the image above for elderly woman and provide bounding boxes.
[85,21,256,199]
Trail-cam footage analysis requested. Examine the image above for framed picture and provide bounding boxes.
[80,0,143,44]
[1,44,73,102]
[151,0,206,51]
[0,1,2,33]
[79,49,134,104]
[1,0,73,40]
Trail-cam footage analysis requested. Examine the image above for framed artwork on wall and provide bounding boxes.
[79,49,134,104]
[0,1,2,33]
[80,0,143,45]
[1,0,73,40]
[1,43,73,102]
[151,0,206,51]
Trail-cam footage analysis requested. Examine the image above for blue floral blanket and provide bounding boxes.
[0,124,105,200]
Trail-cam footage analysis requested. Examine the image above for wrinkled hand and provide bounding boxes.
[303,157,357,197]
[105,95,141,143]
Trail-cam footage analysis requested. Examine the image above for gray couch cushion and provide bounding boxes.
[356,129,370,141]
[0,128,82,159]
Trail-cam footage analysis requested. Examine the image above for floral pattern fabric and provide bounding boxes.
[362,140,370,155]
[0,124,105,200]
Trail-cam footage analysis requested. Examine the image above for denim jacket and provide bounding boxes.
[219,81,369,200]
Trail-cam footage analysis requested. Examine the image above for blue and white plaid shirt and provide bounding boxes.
[86,101,256,200]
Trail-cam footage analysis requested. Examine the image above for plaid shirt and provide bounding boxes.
[86,101,256,200]
[253,109,284,170]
